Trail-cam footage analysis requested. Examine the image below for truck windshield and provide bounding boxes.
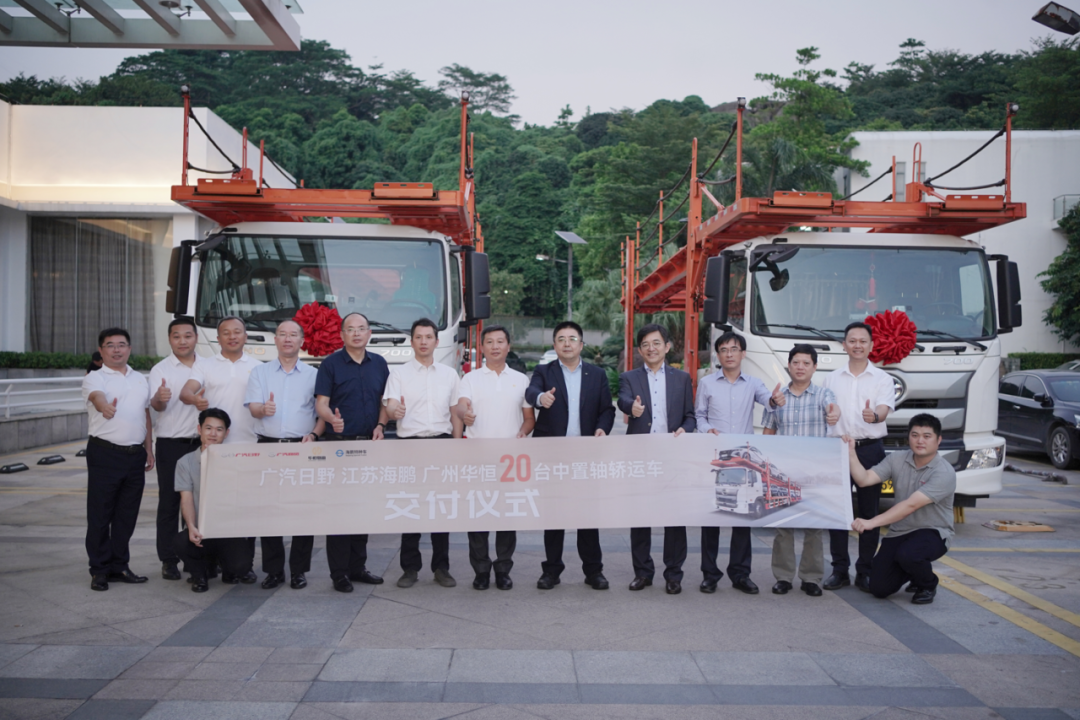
[750,246,994,341]
[715,468,750,486]
[196,235,446,333]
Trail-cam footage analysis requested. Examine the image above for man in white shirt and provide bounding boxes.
[179,315,259,584]
[384,318,463,589]
[821,321,896,593]
[455,325,535,591]
[82,327,154,592]
[148,317,210,582]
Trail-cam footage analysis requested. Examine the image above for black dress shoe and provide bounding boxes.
[905,583,920,593]
[90,575,109,592]
[536,573,560,590]
[699,579,718,594]
[911,586,937,605]
[191,577,209,593]
[772,580,793,595]
[333,576,354,593]
[801,582,823,597]
[472,573,490,590]
[495,573,513,590]
[732,577,760,595]
[823,572,850,591]
[261,573,285,590]
[628,576,653,591]
[239,570,258,585]
[161,562,181,581]
[584,573,610,590]
[854,573,871,593]
[349,569,384,585]
[290,573,307,590]
[108,569,148,584]
[220,573,240,585]
[665,580,681,595]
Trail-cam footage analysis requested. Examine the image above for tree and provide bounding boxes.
[489,270,526,315]
[1014,37,1080,129]
[1040,204,1080,343]
[437,64,516,115]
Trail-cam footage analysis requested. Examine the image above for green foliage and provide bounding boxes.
[489,270,526,315]
[1012,37,1080,130]
[1039,204,1080,343]
[1007,353,1080,371]
[437,64,516,115]
[0,352,161,370]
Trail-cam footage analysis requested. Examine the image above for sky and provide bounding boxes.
[0,0,1059,126]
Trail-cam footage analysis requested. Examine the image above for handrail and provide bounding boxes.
[1,376,86,420]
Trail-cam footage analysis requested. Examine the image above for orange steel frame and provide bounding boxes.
[622,103,1026,388]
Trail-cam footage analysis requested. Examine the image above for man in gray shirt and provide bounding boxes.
[174,408,255,593]
[845,413,955,605]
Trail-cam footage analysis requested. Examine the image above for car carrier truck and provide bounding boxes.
[713,444,802,518]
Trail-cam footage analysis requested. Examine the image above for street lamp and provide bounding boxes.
[555,231,587,320]
[1033,2,1080,34]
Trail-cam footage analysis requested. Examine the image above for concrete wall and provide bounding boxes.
[847,130,1080,355]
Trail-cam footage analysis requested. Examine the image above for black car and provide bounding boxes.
[997,371,1080,469]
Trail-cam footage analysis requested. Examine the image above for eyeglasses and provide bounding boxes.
[717,347,742,355]
[102,343,129,350]
[555,336,580,344]
[639,341,667,350]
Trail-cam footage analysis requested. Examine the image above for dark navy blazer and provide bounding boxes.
[525,360,615,438]
[617,364,696,435]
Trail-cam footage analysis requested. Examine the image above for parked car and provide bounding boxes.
[538,349,559,365]
[997,371,1080,469]
[506,350,528,375]
[1054,359,1080,372]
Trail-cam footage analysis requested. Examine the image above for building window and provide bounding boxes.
[29,218,157,356]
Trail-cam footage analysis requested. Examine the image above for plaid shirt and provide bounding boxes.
[761,383,836,438]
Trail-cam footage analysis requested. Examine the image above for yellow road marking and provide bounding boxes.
[938,575,1080,658]
[950,548,1080,553]
[939,556,1080,630]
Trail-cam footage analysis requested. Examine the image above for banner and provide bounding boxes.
[198,433,853,538]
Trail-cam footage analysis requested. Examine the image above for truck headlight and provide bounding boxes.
[966,447,1003,470]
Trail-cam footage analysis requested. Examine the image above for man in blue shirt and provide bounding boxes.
[246,320,324,591]
[695,331,785,595]
[314,312,390,593]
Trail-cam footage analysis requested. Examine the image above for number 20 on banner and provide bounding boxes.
[499,454,531,482]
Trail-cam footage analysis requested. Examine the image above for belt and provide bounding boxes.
[159,436,200,444]
[398,433,453,440]
[322,433,372,441]
[257,435,304,444]
[88,436,144,454]
[854,438,883,448]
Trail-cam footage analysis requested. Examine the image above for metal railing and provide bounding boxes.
[1054,194,1080,221]
[0,377,85,419]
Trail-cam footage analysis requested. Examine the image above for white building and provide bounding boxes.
[0,101,293,357]
[844,130,1080,355]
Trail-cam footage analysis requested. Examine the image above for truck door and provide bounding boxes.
[997,374,1023,442]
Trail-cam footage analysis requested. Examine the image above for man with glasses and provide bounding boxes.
[822,322,895,593]
[245,320,325,590]
[82,328,154,591]
[314,312,389,593]
[617,323,695,594]
[527,321,615,591]
[695,331,786,595]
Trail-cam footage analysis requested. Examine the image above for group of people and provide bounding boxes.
[81,314,955,605]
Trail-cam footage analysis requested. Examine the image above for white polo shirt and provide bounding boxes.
[383,359,460,438]
[149,353,210,439]
[823,361,896,439]
[82,365,150,446]
[458,364,530,439]
[191,352,259,444]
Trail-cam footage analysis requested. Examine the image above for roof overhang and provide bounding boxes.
[0,0,301,51]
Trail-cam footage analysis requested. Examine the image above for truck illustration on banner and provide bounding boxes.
[712,443,802,518]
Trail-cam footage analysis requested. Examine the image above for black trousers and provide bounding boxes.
[173,530,253,581]
[829,439,887,576]
[326,534,370,581]
[870,528,947,598]
[255,436,313,577]
[542,529,603,578]
[631,526,688,582]
[397,433,451,574]
[468,531,516,576]
[85,442,146,576]
[700,526,752,583]
[154,437,200,564]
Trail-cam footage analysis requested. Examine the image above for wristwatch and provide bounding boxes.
[376,422,386,430]
[871,411,880,423]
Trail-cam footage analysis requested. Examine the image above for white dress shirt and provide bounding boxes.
[191,352,259,444]
[83,365,150,446]
[149,353,210,439]
[822,362,896,439]
[383,359,460,438]
[458,364,530,439]
[645,364,668,434]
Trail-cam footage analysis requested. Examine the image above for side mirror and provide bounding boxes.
[991,256,1022,333]
[1034,393,1052,407]
[703,254,730,327]
[463,249,491,326]
[165,240,198,315]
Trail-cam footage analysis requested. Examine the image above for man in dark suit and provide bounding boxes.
[526,321,615,590]
[617,323,695,594]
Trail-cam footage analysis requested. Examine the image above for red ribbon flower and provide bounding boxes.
[293,302,343,358]
[864,309,917,366]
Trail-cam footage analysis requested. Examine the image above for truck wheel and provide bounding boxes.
[752,499,765,519]
[1048,426,1077,470]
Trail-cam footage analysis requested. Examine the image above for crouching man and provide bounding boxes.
[173,408,255,593]
[845,413,955,605]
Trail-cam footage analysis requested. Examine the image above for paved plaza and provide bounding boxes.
[0,438,1078,720]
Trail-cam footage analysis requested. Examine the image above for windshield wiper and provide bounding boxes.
[368,321,408,334]
[758,323,842,343]
[917,329,987,352]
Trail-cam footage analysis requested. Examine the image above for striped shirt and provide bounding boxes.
[761,383,836,438]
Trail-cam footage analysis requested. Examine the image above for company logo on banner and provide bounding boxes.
[197,434,853,539]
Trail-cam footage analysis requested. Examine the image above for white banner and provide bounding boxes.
[198,433,853,538]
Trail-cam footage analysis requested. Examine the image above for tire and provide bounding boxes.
[752,499,766,519]
[1048,426,1077,470]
